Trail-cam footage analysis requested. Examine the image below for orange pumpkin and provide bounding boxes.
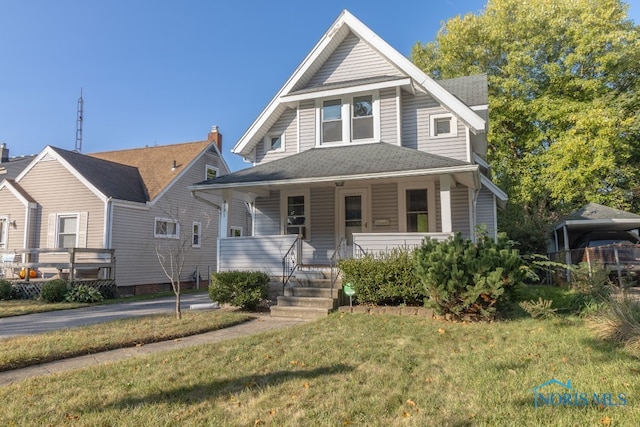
[19,269,37,279]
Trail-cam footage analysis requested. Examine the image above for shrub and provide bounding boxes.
[65,285,104,303]
[0,279,12,300]
[40,279,69,303]
[415,232,526,321]
[338,248,422,305]
[209,271,270,311]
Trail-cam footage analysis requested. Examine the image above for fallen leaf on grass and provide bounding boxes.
[303,382,310,388]
[402,411,411,418]
[135,343,144,347]
[406,399,416,407]
[600,415,612,426]
[437,328,446,334]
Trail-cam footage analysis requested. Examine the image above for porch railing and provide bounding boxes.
[330,238,347,293]
[282,235,302,292]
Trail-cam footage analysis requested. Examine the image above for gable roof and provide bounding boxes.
[232,10,486,158]
[438,74,488,107]
[0,155,36,180]
[89,140,212,201]
[553,202,640,233]
[192,142,477,190]
[0,179,37,206]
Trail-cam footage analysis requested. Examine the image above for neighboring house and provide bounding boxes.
[0,127,250,295]
[190,10,507,277]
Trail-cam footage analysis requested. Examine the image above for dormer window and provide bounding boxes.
[317,91,379,145]
[430,113,458,138]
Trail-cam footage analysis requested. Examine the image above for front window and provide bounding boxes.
[406,189,428,232]
[58,215,78,248]
[155,217,180,239]
[322,99,342,143]
[352,95,373,140]
[230,226,243,237]
[0,218,7,249]
[286,195,307,239]
[192,222,201,247]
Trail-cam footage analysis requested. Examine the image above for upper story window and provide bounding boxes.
[322,99,343,143]
[352,95,373,140]
[265,133,284,152]
[430,113,458,138]
[205,165,218,180]
[155,217,179,239]
[318,92,379,145]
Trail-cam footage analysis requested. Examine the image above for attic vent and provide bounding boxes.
[41,153,55,162]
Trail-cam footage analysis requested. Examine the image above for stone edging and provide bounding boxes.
[337,305,433,317]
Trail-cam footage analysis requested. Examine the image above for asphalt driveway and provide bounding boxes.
[0,293,214,338]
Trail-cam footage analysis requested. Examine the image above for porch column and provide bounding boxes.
[440,175,452,233]
[220,189,233,238]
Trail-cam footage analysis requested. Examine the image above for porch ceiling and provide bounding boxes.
[190,142,480,197]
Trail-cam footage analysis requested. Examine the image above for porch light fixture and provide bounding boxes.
[335,181,345,187]
[10,220,16,228]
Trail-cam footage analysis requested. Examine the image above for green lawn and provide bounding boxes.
[1,313,638,426]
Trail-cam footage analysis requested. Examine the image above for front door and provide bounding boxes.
[338,188,369,257]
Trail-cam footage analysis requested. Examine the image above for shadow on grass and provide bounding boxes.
[98,363,353,411]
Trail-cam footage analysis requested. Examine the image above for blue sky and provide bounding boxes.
[2,0,639,172]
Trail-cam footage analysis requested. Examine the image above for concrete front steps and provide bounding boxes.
[270,268,341,320]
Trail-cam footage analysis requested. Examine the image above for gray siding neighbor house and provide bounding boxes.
[190,11,507,284]
[0,128,250,295]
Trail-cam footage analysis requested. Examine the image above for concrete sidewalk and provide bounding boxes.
[0,314,306,387]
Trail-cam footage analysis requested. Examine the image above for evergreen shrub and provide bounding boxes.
[415,232,526,320]
[0,279,12,300]
[40,279,69,303]
[209,271,269,311]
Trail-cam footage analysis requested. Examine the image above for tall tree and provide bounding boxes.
[412,0,640,253]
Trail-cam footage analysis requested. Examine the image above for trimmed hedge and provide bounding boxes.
[40,279,69,303]
[338,248,423,306]
[209,271,270,311]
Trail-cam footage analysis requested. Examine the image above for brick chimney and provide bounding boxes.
[0,144,9,164]
[208,126,222,153]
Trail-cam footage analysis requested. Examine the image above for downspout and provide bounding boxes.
[471,188,480,242]
[103,197,113,248]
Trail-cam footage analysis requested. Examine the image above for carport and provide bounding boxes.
[550,203,640,282]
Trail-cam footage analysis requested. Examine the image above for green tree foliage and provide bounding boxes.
[414,233,526,320]
[412,0,640,253]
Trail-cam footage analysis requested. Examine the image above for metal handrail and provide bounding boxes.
[330,238,347,293]
[353,242,367,259]
[282,236,302,293]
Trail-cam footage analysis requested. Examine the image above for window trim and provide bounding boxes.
[57,213,79,249]
[154,217,180,239]
[0,217,7,249]
[430,113,458,138]
[316,91,380,145]
[265,132,285,153]
[280,189,311,240]
[398,181,436,233]
[192,221,202,248]
[205,165,219,180]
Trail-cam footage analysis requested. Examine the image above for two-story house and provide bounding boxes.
[190,11,507,305]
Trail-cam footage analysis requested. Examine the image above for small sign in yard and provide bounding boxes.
[344,283,356,307]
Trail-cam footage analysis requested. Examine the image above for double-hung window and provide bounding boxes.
[322,99,342,143]
[319,92,378,145]
[57,215,78,248]
[192,222,201,247]
[155,217,180,239]
[0,217,7,249]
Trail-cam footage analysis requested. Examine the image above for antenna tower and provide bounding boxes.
[75,88,84,153]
